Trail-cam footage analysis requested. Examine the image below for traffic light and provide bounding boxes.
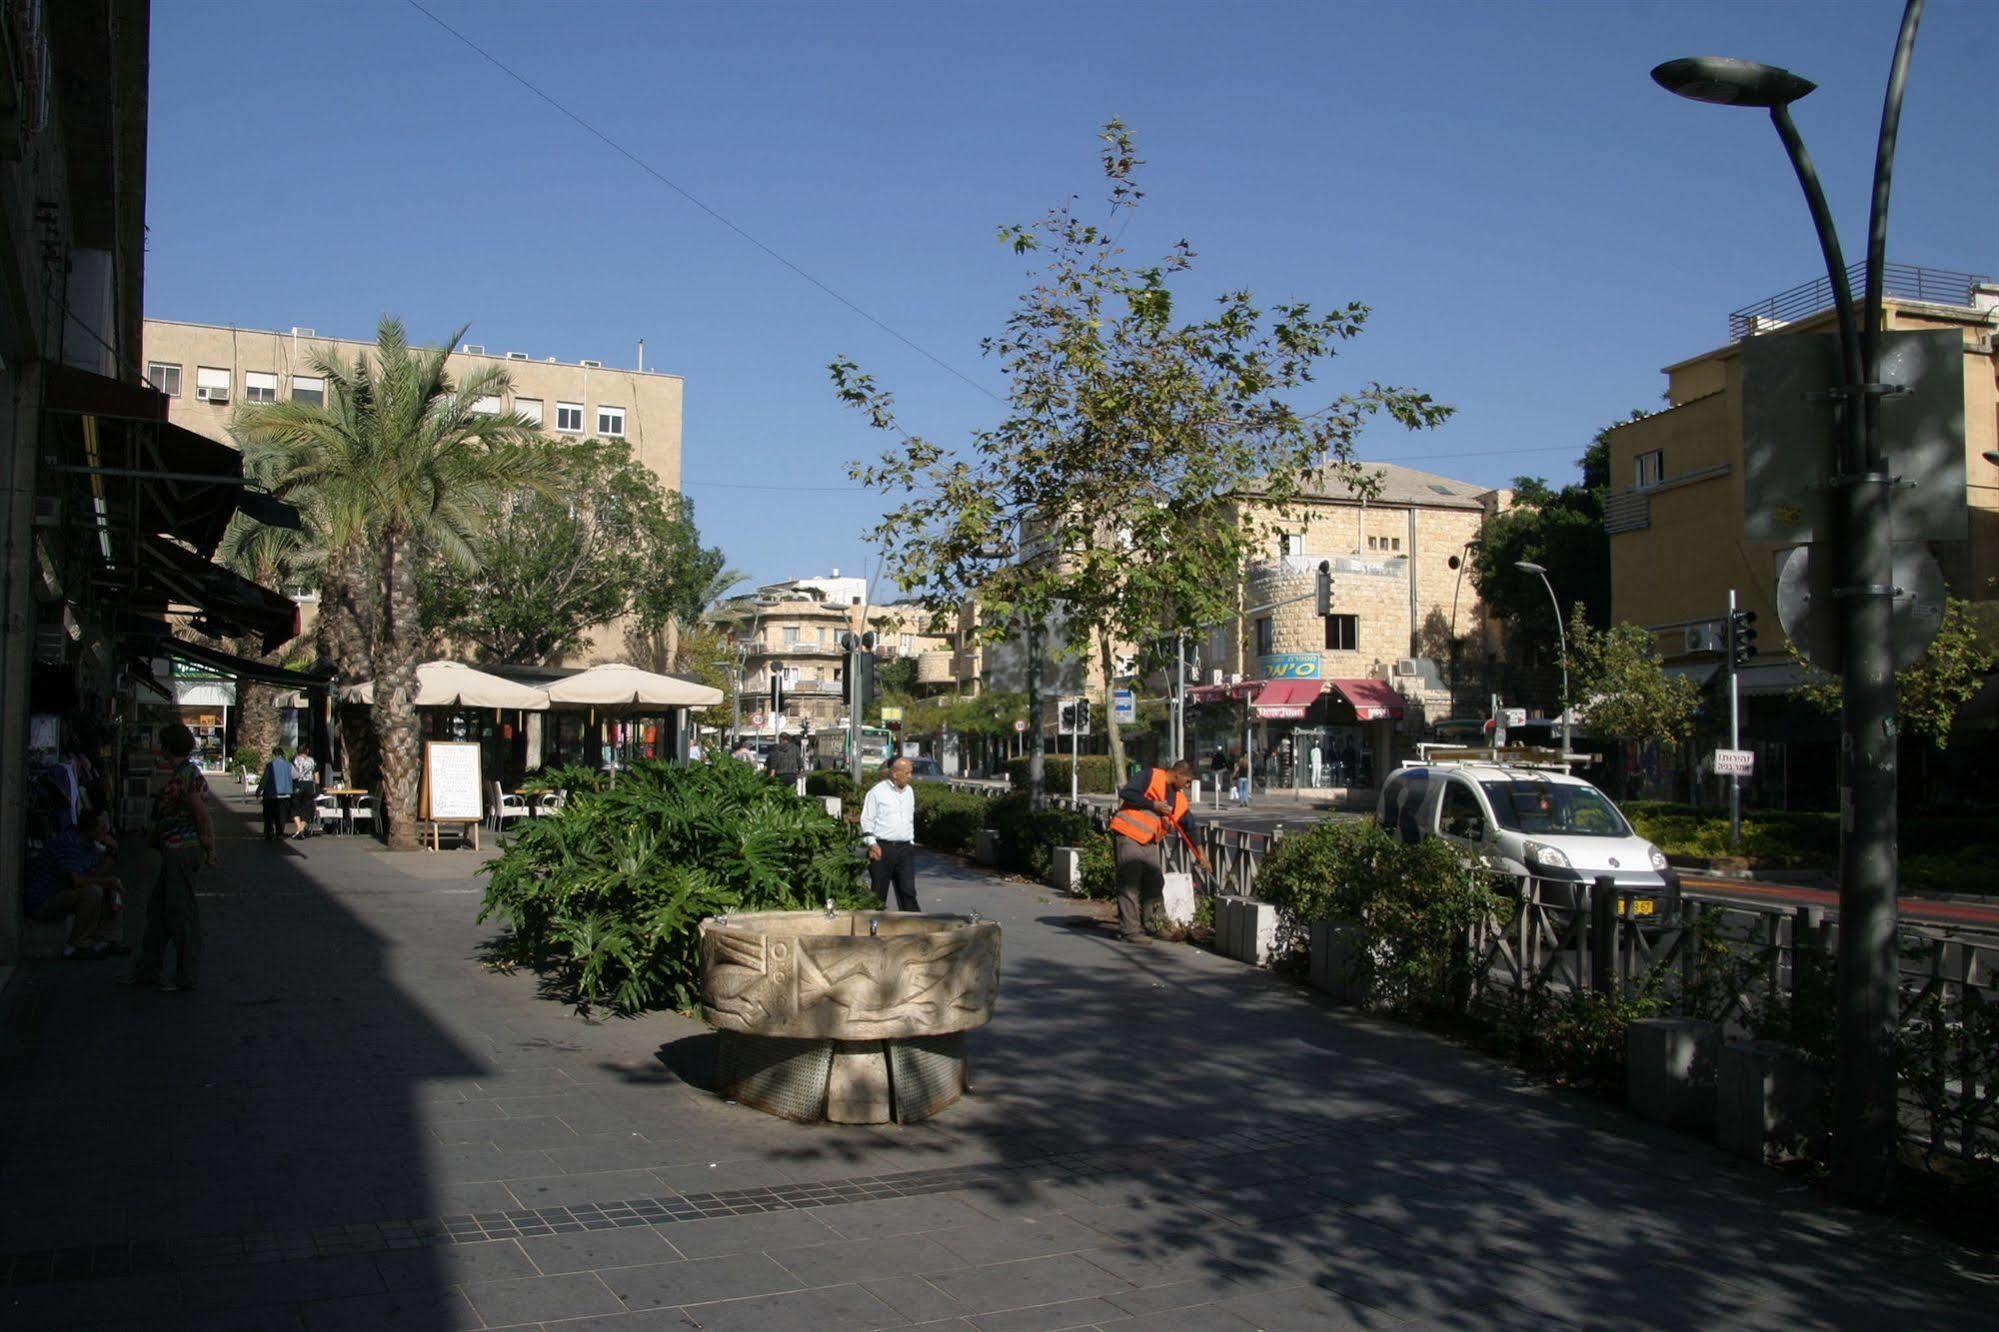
[1075,698,1091,734]
[1057,698,1079,735]
[1315,560,1334,616]
[1728,608,1759,667]
[769,673,785,715]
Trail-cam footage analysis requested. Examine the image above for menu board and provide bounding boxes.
[424,741,484,822]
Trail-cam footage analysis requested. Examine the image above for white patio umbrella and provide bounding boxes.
[339,660,550,710]
[543,662,722,709]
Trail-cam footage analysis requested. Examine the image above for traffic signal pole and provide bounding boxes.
[1728,589,1742,849]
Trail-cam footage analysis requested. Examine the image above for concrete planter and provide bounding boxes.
[1308,920,1363,1003]
[1626,1018,1718,1130]
[973,829,999,866]
[1215,896,1278,966]
[1048,846,1082,894]
[821,796,842,819]
[1160,872,1195,926]
[1716,1039,1826,1165]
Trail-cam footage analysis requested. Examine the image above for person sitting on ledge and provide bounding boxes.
[27,806,127,959]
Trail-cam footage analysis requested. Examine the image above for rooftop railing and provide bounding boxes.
[1729,262,1993,341]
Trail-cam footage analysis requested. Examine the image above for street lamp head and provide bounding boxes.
[1652,56,1817,108]
[1515,561,1548,576]
[1982,450,1999,468]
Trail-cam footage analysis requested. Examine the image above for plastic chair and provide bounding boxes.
[315,794,344,835]
[348,795,375,835]
[496,792,532,830]
[533,791,566,819]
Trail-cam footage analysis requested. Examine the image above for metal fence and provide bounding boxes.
[1728,261,1992,341]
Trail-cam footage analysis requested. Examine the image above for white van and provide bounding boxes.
[1378,758,1678,913]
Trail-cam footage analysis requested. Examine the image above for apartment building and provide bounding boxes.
[1604,264,1998,806]
[714,574,950,734]
[140,320,684,492]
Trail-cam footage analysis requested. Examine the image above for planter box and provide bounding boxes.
[1048,847,1081,894]
[1716,1039,1825,1165]
[822,796,842,819]
[1309,920,1362,1003]
[1216,896,1278,966]
[973,829,999,867]
[1627,1018,1718,1130]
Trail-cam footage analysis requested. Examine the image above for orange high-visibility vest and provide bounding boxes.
[1108,767,1187,845]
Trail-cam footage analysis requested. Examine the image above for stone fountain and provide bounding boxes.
[697,910,1002,1124]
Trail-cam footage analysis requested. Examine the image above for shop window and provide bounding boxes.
[1324,614,1358,651]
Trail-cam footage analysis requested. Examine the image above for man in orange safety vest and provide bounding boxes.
[1107,759,1211,944]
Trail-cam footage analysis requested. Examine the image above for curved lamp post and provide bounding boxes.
[1447,537,1484,709]
[1652,1,1924,1203]
[1513,562,1570,755]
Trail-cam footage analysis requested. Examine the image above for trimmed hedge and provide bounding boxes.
[1006,754,1120,795]
[1623,802,1998,866]
[912,784,990,854]
[804,770,856,801]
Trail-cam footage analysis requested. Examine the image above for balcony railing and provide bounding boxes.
[1729,262,1992,342]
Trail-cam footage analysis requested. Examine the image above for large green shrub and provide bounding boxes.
[912,784,991,854]
[479,760,873,1013]
[804,770,856,801]
[989,792,1099,880]
[1005,754,1119,795]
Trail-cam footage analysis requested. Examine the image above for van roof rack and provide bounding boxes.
[1412,744,1594,772]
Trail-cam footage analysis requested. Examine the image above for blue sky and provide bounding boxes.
[146,0,1998,589]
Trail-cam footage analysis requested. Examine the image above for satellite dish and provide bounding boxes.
[1775,543,1947,672]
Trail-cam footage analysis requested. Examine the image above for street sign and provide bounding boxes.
[751,711,766,729]
[1742,329,1966,545]
[1775,542,1946,671]
[1013,719,1028,734]
[1714,748,1755,777]
[879,706,903,723]
[1112,688,1136,724]
[1502,708,1527,728]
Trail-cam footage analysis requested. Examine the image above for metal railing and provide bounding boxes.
[1728,261,1992,341]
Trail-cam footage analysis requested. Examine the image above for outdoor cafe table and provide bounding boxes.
[320,787,368,833]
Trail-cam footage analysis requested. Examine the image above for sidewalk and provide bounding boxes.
[1,787,1988,1330]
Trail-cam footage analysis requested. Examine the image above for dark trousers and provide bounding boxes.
[262,795,288,839]
[869,840,920,911]
[134,845,203,988]
[1114,836,1165,939]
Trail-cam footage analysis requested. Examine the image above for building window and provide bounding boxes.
[782,626,801,646]
[514,397,543,427]
[290,375,324,407]
[1367,535,1379,551]
[243,372,277,404]
[472,394,502,415]
[1254,617,1274,658]
[147,362,182,397]
[1324,614,1359,652]
[597,405,626,438]
[1636,450,1664,488]
[195,366,231,401]
[1390,537,1401,552]
[1280,532,1305,557]
[901,633,914,654]
[556,401,584,433]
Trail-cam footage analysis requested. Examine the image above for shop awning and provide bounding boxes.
[342,661,550,710]
[1251,678,1322,719]
[1186,680,1261,705]
[1327,678,1408,721]
[546,662,723,709]
[92,535,300,653]
[139,633,333,691]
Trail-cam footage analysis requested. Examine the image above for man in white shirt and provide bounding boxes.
[859,757,920,911]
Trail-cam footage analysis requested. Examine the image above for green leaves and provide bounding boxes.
[480,759,873,1014]
[1790,597,1997,750]
[1567,608,1702,749]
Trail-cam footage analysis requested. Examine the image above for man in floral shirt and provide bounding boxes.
[124,723,217,993]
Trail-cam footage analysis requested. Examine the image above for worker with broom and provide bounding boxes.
[1107,758,1212,945]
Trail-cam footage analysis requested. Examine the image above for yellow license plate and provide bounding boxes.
[1629,898,1656,917]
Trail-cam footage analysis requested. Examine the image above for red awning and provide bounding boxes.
[1251,678,1322,719]
[1327,678,1407,721]
[1186,680,1261,705]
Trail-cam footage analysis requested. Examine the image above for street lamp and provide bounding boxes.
[1652,1,1924,1204]
[1448,536,1484,708]
[1513,561,1569,755]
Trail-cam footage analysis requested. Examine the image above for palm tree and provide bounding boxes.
[213,456,314,765]
[235,316,547,849]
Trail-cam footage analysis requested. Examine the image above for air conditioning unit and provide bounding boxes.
[196,385,228,403]
[579,359,602,368]
[462,343,485,355]
[1685,624,1723,654]
[290,327,316,337]
[1392,658,1421,678]
[506,352,529,361]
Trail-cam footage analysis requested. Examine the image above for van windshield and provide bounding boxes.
[1478,779,1630,837]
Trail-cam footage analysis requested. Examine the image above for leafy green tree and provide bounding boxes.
[1469,411,1647,669]
[417,438,723,667]
[236,316,547,850]
[835,119,1450,778]
[1567,607,1701,751]
[1790,597,1997,749]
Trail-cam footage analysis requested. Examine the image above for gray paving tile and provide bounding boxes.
[298,1285,484,1331]
[683,1281,905,1331]
[774,1233,969,1286]
[373,1238,536,1290]
[968,1295,1132,1331]
[597,1251,802,1310]
[661,1209,844,1259]
[651,1158,800,1195]
[433,1116,584,1151]
[862,1274,970,1323]
[1092,1303,1257,1331]
[1209,1282,1394,1331]
[818,1195,992,1241]
[179,1254,386,1312]
[519,1225,681,1274]
[928,1217,1108,1266]
[927,1254,1134,1315]
[532,1311,700,1331]
[462,1271,625,1324]
[504,1169,666,1208]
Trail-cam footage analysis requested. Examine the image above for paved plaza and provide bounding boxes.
[0,788,1990,1330]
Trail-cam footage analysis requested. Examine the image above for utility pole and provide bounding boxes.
[1724,589,1757,849]
[1026,615,1045,809]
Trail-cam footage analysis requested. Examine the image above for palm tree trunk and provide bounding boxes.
[320,537,375,776]
[1098,630,1126,789]
[374,527,423,851]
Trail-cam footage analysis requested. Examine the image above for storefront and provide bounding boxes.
[1185,674,1410,794]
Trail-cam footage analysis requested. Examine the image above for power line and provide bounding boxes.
[402,0,1001,404]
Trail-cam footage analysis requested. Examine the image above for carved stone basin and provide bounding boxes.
[698,911,1002,1123]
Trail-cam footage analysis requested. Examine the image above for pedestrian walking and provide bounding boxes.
[1107,759,1210,944]
[290,746,317,838]
[767,732,805,795]
[125,723,216,993]
[1234,750,1254,807]
[260,749,294,841]
[860,756,921,911]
